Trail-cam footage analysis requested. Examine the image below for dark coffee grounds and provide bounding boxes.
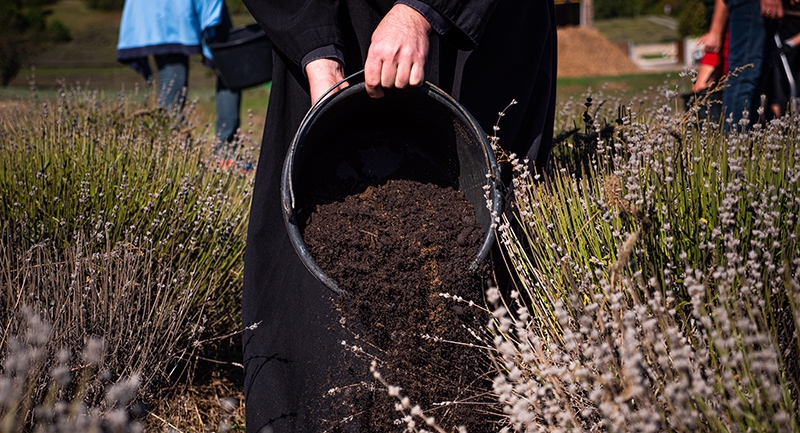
[303,178,502,432]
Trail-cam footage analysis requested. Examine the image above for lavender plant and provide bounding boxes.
[492,96,799,431]
[1,309,142,433]
[0,84,255,427]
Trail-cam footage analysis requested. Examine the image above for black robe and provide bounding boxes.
[240,1,556,431]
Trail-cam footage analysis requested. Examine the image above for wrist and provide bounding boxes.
[391,3,433,36]
[305,58,344,80]
[301,46,345,76]
[306,58,346,104]
[394,0,449,35]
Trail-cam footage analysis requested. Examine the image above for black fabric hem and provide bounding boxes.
[116,43,203,60]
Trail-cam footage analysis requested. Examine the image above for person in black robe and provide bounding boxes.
[239,1,557,431]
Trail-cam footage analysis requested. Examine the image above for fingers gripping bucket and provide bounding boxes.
[281,77,503,294]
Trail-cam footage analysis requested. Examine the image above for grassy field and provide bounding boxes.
[556,71,686,101]
[594,15,680,44]
[0,0,690,144]
[3,0,267,140]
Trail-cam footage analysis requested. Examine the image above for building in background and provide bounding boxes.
[555,0,593,27]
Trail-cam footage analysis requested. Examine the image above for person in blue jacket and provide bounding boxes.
[116,0,241,156]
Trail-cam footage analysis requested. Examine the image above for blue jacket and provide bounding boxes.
[116,0,224,81]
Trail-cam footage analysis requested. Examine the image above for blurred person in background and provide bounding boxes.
[116,0,241,160]
[765,1,800,117]
[694,0,729,122]
[238,0,558,431]
[722,0,784,128]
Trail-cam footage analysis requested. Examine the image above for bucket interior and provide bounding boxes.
[284,82,501,291]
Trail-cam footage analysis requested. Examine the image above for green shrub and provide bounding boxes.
[46,18,71,42]
[0,39,23,86]
[82,0,124,11]
[594,0,645,19]
[678,0,707,37]
[0,0,70,85]
[23,0,58,7]
[0,86,255,424]
[0,0,38,85]
[490,93,800,430]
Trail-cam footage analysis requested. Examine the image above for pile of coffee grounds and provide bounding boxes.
[303,178,501,432]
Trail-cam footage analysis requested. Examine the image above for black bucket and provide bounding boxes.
[207,24,272,90]
[281,74,503,293]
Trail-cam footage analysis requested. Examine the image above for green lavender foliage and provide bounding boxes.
[491,96,799,431]
[0,86,254,420]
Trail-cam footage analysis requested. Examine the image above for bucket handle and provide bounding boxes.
[311,69,365,109]
[283,69,365,225]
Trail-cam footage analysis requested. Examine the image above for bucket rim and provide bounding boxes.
[281,78,502,294]
[206,23,268,49]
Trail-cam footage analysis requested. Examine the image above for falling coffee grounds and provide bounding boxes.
[303,178,501,432]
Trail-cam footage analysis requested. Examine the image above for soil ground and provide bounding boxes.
[304,179,500,432]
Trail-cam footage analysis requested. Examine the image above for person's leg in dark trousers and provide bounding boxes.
[724,0,765,129]
[213,77,241,158]
[154,53,189,112]
[210,2,242,158]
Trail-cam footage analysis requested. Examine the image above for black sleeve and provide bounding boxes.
[422,0,501,50]
[396,0,452,35]
[242,0,499,66]
[242,0,343,69]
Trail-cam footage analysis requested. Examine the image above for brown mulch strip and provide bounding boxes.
[558,25,642,77]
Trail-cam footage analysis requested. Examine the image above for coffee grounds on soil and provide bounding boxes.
[303,178,501,432]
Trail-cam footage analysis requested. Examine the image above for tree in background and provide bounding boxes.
[678,0,708,37]
[595,0,706,23]
[83,0,123,11]
[594,0,707,37]
[84,0,248,13]
[0,0,70,86]
[594,0,646,19]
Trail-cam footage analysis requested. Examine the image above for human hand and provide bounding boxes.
[693,63,719,93]
[305,58,347,106]
[761,0,784,19]
[697,31,722,53]
[364,3,432,98]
